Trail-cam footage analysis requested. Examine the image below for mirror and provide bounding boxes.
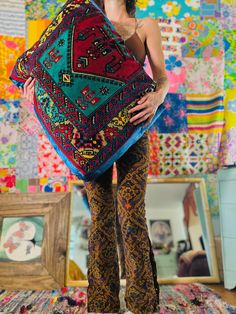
[66,177,220,286]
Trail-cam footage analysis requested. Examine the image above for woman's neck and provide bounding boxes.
[103,0,129,21]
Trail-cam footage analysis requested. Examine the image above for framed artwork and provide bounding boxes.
[0,217,44,262]
[0,192,71,290]
[150,219,174,249]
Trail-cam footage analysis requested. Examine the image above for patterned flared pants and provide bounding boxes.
[84,131,159,314]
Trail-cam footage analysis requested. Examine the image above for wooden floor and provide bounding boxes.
[207,284,236,306]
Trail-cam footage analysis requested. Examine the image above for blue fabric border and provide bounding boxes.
[87,104,165,180]
[9,78,25,88]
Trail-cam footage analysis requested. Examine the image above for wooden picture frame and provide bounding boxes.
[0,192,71,290]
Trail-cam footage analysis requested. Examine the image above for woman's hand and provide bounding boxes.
[128,90,164,126]
[20,77,36,104]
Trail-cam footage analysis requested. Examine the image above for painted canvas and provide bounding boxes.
[150,219,174,249]
[0,216,44,262]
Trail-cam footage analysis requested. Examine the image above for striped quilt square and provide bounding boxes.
[0,0,26,37]
[186,92,225,133]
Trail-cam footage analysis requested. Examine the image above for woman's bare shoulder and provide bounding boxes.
[136,17,161,39]
[137,17,160,29]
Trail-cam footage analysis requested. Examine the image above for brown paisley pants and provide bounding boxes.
[84,131,159,314]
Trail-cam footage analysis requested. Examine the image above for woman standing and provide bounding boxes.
[84,1,169,313]
[21,0,169,313]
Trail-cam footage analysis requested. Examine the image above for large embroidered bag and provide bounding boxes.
[10,0,165,181]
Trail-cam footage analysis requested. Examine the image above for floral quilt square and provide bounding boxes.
[0,99,20,124]
[225,88,236,115]
[38,133,70,178]
[0,123,17,145]
[223,89,236,133]
[223,30,236,89]
[183,57,224,94]
[148,130,160,177]
[219,128,236,166]
[220,2,236,30]
[0,144,17,168]
[19,115,42,136]
[152,93,188,133]
[180,18,224,58]
[200,0,221,18]
[203,173,220,216]
[0,35,25,99]
[136,0,200,19]
[39,177,68,192]
[157,18,187,57]
[0,168,16,193]
[165,56,186,93]
[206,132,222,172]
[25,0,64,20]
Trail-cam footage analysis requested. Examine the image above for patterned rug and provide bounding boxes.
[0,284,236,314]
[10,0,165,181]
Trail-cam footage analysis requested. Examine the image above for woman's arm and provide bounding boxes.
[145,17,169,99]
[129,17,169,126]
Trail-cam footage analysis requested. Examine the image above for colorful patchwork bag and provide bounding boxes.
[10,0,165,181]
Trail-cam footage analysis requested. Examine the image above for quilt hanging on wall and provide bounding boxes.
[0,0,236,192]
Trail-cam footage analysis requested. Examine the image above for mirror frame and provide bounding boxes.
[65,177,220,287]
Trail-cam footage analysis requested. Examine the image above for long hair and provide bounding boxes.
[93,0,137,17]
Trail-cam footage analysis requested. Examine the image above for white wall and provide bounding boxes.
[145,183,189,249]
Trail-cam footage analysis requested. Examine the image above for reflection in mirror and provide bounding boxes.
[69,184,91,280]
[67,178,219,285]
[145,182,210,279]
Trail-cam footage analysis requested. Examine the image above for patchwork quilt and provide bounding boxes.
[10,0,165,180]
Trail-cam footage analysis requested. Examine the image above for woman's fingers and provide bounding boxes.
[137,94,148,105]
[19,86,23,95]
[133,113,150,125]
[129,101,153,121]
[23,77,33,91]
[128,102,147,114]
[24,77,33,86]
[129,103,156,125]
[21,77,36,104]
[23,77,35,90]
[29,85,35,103]
[128,91,162,126]
[28,78,36,89]
[30,89,35,103]
[129,108,151,123]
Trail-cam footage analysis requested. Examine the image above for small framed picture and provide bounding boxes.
[149,219,174,249]
[0,192,70,290]
[0,217,44,262]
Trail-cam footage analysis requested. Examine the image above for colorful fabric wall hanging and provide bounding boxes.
[0,0,236,192]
